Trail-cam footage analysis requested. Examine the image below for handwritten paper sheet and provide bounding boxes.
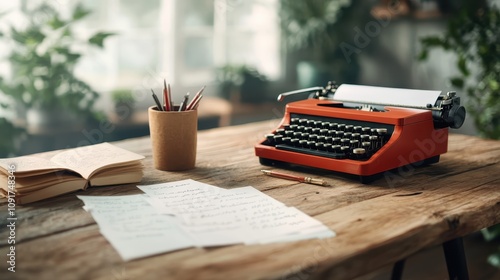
[77,194,193,261]
[79,179,335,261]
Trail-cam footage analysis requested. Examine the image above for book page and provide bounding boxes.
[50,142,145,179]
[0,156,65,176]
[77,194,194,261]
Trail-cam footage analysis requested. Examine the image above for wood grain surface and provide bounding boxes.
[1,121,499,280]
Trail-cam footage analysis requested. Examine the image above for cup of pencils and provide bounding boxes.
[148,80,205,171]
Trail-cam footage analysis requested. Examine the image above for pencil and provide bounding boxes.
[186,85,205,111]
[151,89,164,111]
[261,170,330,186]
[163,79,170,111]
[178,92,190,111]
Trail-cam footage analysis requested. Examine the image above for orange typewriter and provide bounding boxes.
[254,82,466,183]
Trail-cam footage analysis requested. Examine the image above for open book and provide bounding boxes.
[0,143,145,204]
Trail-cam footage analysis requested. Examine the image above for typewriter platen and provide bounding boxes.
[254,82,466,183]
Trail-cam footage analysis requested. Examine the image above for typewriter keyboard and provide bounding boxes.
[264,114,394,161]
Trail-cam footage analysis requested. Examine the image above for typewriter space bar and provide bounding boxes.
[276,144,347,159]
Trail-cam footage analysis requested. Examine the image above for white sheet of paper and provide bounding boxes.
[334,84,441,108]
[77,194,194,261]
[140,181,333,246]
[137,179,227,216]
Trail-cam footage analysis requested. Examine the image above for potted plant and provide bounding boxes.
[419,1,500,139]
[216,64,269,104]
[111,89,136,121]
[0,2,114,128]
[279,0,369,87]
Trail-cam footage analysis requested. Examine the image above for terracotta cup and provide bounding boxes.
[148,106,197,171]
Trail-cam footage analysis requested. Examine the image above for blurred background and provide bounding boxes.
[0,0,499,157]
[0,0,499,277]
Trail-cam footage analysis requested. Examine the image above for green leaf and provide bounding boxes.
[450,77,464,88]
[88,32,115,48]
[72,4,91,21]
[48,16,66,29]
[417,49,428,61]
[457,55,470,76]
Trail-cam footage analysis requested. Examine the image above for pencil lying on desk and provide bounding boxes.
[261,170,330,186]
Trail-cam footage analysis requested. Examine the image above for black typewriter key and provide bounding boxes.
[332,137,341,145]
[306,119,315,126]
[299,139,308,147]
[275,128,285,135]
[327,130,336,137]
[293,132,302,138]
[311,128,321,134]
[345,125,354,132]
[315,142,325,150]
[329,123,338,130]
[285,130,294,137]
[376,128,387,135]
[350,139,359,148]
[304,127,312,133]
[360,134,370,141]
[265,134,275,144]
[362,127,371,133]
[353,126,362,132]
[290,118,300,124]
[290,138,300,147]
[309,134,318,142]
[377,128,388,145]
[324,143,332,151]
[332,145,342,152]
[362,141,371,149]
[321,122,330,129]
[283,124,290,130]
[289,124,298,131]
[306,140,315,148]
[335,131,344,138]
[301,133,310,140]
[340,146,350,155]
[344,132,352,139]
[317,135,326,142]
[298,118,308,125]
[319,129,329,136]
[340,138,350,146]
[369,135,378,149]
[337,123,346,131]
[273,135,284,144]
[314,120,322,128]
[325,136,333,143]
[370,128,378,135]
[352,133,360,140]
[283,137,292,145]
[296,125,305,132]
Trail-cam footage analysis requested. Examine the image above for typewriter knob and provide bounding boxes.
[448,105,466,129]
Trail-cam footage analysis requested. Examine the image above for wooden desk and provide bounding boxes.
[1,121,499,279]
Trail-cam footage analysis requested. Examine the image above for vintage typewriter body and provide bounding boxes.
[254,82,466,182]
